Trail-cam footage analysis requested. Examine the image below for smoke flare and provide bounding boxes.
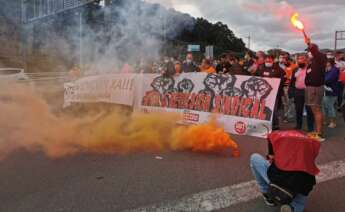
[0,83,239,159]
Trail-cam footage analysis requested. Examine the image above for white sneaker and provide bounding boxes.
[328,122,337,129]
[280,204,293,212]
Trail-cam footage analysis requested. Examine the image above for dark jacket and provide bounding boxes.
[243,59,255,74]
[256,63,285,101]
[181,62,200,73]
[267,142,316,196]
[325,66,340,96]
[216,62,232,74]
[305,44,327,87]
[162,62,176,78]
[229,63,246,75]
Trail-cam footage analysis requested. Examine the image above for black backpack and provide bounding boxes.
[267,183,295,205]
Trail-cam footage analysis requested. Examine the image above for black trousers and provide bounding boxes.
[294,89,314,131]
[272,95,282,129]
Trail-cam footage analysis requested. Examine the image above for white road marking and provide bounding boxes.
[126,159,345,212]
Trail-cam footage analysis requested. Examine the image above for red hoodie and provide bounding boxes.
[268,130,320,176]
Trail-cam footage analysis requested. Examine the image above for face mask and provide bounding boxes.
[265,63,273,68]
[308,52,313,59]
[298,63,306,69]
[279,58,284,63]
[186,59,192,64]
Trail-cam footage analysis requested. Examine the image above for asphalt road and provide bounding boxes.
[0,118,344,212]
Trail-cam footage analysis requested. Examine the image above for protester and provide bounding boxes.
[229,55,247,75]
[289,54,314,131]
[68,65,81,81]
[181,53,200,73]
[200,58,216,74]
[335,51,345,110]
[279,52,296,123]
[304,38,327,141]
[343,99,345,140]
[216,53,232,74]
[250,130,320,212]
[121,63,134,73]
[174,61,182,76]
[243,51,255,74]
[162,60,176,78]
[248,51,266,76]
[326,51,335,59]
[323,59,340,129]
[256,54,285,130]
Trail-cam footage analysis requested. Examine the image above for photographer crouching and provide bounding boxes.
[250,130,321,212]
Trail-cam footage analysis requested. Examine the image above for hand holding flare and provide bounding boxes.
[291,13,310,44]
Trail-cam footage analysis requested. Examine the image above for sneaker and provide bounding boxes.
[307,132,317,137]
[262,193,276,207]
[280,204,293,212]
[310,133,326,142]
[328,122,337,129]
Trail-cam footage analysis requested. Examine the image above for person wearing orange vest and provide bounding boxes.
[278,52,297,123]
[200,58,216,74]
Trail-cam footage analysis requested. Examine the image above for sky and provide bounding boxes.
[145,0,345,52]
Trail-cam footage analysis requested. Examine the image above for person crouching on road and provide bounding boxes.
[250,130,320,212]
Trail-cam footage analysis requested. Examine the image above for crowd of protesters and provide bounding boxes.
[132,39,345,142]
[69,39,345,142]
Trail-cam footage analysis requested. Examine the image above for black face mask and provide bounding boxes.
[298,63,306,69]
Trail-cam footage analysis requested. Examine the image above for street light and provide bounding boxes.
[335,31,345,52]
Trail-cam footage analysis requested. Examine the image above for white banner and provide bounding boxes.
[63,73,281,138]
[136,73,280,138]
[64,74,136,107]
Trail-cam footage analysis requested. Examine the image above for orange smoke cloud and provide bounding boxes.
[171,120,240,157]
[0,83,239,159]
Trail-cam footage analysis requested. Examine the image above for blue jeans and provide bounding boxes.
[323,95,337,118]
[250,154,307,212]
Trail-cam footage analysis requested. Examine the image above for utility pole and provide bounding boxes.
[246,34,251,50]
[335,31,345,52]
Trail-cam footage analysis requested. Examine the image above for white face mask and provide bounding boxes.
[308,52,313,59]
[265,63,273,68]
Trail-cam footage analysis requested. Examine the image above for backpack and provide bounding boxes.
[268,183,295,205]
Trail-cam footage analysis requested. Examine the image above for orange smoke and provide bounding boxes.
[171,120,240,157]
[0,83,240,159]
[290,13,304,30]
